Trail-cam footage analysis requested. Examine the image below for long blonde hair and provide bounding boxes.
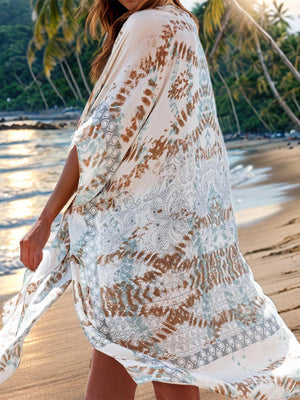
[86,0,199,82]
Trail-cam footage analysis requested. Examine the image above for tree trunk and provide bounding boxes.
[29,65,49,110]
[13,72,35,109]
[292,91,300,113]
[47,77,67,108]
[208,8,232,61]
[255,32,300,128]
[75,51,91,96]
[60,62,79,100]
[241,88,272,132]
[233,69,272,132]
[230,0,300,84]
[214,69,241,139]
[63,59,84,101]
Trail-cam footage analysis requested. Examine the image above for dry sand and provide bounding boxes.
[0,139,300,400]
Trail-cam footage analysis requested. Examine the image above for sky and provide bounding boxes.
[181,0,300,33]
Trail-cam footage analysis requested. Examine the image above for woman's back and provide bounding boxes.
[1,4,300,398]
[68,4,285,372]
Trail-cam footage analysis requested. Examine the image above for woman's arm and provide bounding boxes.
[19,145,79,272]
[39,145,79,224]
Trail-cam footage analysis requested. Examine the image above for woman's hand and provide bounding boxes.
[19,145,79,272]
[19,216,52,272]
[18,145,79,272]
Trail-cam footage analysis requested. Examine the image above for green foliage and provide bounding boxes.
[0,0,96,111]
[0,0,31,26]
[0,0,299,135]
[203,0,224,39]
[191,0,300,134]
[43,37,68,77]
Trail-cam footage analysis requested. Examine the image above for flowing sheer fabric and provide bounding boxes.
[1,5,300,398]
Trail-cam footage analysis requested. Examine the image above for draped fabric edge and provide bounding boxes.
[0,6,300,400]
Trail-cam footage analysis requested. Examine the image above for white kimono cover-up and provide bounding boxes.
[1,4,300,399]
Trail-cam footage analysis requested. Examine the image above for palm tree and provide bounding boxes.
[215,68,241,138]
[47,76,67,107]
[229,0,300,83]
[269,0,293,31]
[42,36,69,106]
[59,61,80,101]
[62,57,84,101]
[292,91,300,113]
[254,30,300,127]
[74,31,92,95]
[197,0,300,83]
[195,0,300,132]
[29,0,90,105]
[233,68,272,132]
[208,8,232,60]
[27,40,49,109]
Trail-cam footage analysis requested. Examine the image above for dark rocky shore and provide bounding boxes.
[0,108,81,130]
[0,120,78,130]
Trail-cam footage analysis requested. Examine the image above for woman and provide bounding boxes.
[0,0,300,399]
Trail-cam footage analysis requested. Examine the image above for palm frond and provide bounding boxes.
[44,37,68,77]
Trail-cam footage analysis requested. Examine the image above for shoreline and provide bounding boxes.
[0,139,299,301]
[0,141,300,399]
[228,139,300,226]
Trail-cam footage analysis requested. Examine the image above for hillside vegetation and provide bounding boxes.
[0,0,299,134]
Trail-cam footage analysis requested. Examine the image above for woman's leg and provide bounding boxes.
[153,381,200,400]
[85,348,137,400]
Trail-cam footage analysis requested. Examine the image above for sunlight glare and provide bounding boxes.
[7,198,35,220]
[7,170,35,189]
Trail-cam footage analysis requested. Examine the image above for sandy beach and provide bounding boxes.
[1,139,300,400]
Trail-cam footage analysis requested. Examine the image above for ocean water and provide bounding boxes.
[0,129,297,282]
[0,129,72,278]
[228,149,299,214]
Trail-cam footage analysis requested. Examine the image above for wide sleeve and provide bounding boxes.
[69,10,177,206]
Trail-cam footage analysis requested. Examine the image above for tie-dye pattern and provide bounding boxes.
[1,5,300,398]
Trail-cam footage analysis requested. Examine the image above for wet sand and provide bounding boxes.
[0,140,300,399]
